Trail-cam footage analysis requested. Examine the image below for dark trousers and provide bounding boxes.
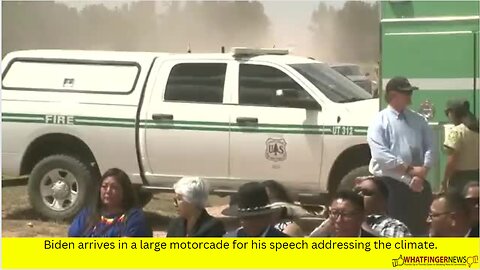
[449,170,479,194]
[380,176,433,236]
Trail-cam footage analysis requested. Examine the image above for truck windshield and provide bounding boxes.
[331,65,362,76]
[290,63,372,103]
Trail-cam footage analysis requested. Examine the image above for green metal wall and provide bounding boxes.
[380,0,480,191]
[382,1,479,19]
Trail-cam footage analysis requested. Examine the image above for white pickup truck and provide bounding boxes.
[1,48,378,220]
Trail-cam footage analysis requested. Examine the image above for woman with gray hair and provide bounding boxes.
[166,177,225,237]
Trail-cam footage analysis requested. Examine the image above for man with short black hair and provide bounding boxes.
[355,177,411,237]
[367,76,434,236]
[428,192,473,237]
[310,191,376,237]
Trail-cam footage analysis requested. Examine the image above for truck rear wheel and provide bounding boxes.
[337,165,371,191]
[28,154,96,220]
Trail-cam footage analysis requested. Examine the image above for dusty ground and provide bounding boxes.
[2,183,323,237]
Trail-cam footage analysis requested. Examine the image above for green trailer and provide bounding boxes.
[380,0,480,191]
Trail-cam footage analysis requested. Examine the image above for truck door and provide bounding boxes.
[228,62,324,191]
[142,60,233,188]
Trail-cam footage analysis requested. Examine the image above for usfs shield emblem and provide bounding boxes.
[419,100,435,120]
[265,138,287,162]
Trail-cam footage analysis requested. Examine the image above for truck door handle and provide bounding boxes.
[152,114,173,121]
[236,117,258,125]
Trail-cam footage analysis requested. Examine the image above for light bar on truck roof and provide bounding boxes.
[231,47,289,57]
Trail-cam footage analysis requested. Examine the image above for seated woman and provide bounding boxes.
[166,177,225,237]
[69,168,152,237]
[262,180,306,237]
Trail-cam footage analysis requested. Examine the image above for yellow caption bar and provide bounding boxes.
[2,238,479,268]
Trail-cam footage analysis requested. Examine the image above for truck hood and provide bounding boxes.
[338,98,379,126]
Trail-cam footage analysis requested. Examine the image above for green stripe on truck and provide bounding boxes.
[2,113,369,136]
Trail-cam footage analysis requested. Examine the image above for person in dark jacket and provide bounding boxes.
[222,182,288,237]
[166,177,225,237]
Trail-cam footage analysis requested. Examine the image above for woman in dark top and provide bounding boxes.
[69,168,152,237]
[166,177,225,237]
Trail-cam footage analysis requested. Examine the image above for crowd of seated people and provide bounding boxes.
[69,168,479,238]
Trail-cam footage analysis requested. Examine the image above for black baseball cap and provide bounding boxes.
[445,99,470,116]
[386,76,419,92]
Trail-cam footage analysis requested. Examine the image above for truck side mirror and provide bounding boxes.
[299,99,322,111]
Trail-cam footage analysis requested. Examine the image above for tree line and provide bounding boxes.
[2,1,379,63]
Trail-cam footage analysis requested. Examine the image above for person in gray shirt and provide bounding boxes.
[367,76,435,236]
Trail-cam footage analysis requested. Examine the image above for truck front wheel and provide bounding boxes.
[337,166,371,191]
[28,154,96,220]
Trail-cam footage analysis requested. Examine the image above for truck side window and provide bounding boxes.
[165,63,227,103]
[239,64,314,108]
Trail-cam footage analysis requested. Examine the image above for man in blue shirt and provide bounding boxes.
[367,76,435,236]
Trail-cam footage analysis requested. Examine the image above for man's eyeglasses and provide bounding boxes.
[173,196,183,207]
[428,211,453,218]
[353,187,376,197]
[399,90,413,96]
[329,208,360,219]
[465,197,479,207]
[444,109,452,117]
